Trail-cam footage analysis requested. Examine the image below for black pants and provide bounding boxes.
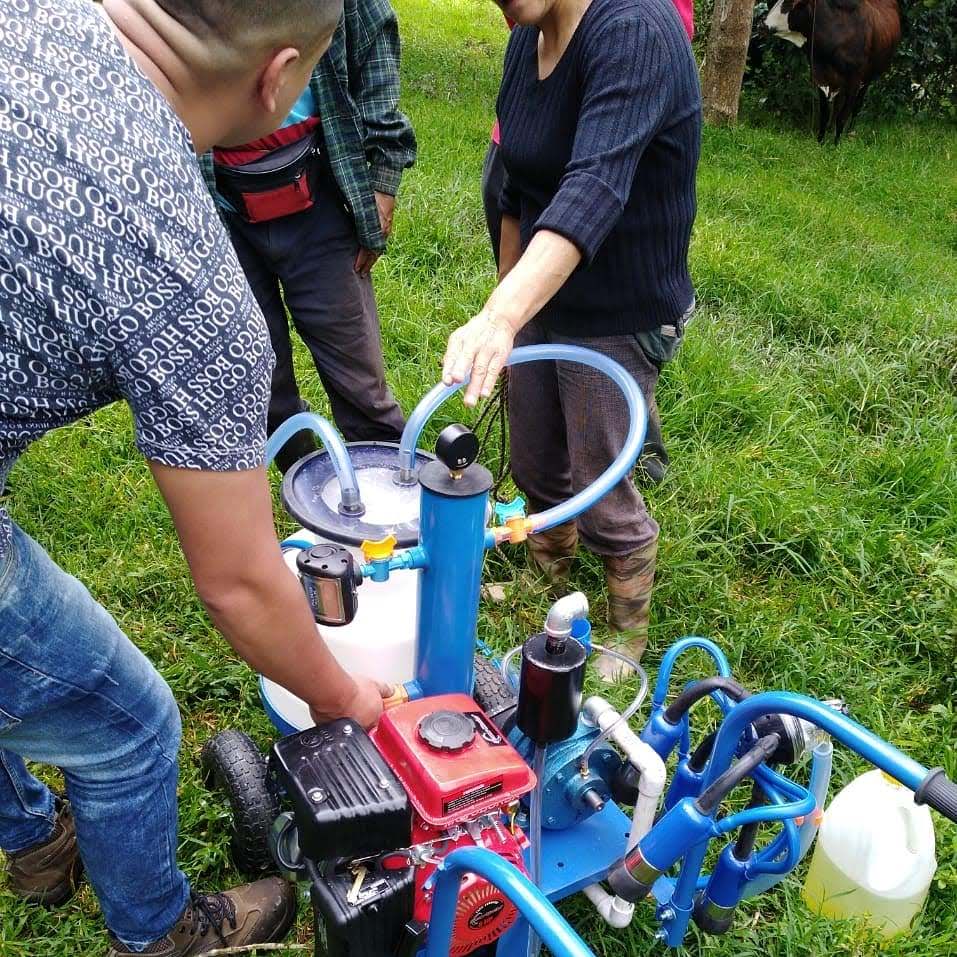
[225,169,405,442]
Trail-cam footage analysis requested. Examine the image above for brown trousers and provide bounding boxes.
[509,319,665,557]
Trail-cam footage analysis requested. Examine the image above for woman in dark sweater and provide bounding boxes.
[443,0,701,674]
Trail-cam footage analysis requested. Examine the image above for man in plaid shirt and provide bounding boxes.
[201,0,416,471]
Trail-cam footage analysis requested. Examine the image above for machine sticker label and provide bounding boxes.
[466,712,505,746]
[443,780,503,816]
[468,899,506,928]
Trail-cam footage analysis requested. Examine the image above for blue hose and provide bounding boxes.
[650,637,732,709]
[743,740,833,895]
[265,412,363,515]
[396,345,648,533]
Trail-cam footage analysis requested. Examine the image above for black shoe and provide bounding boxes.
[635,451,668,486]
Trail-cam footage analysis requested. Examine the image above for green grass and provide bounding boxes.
[2,0,956,953]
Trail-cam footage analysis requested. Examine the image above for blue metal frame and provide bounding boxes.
[413,470,490,698]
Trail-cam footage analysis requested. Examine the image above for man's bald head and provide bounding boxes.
[156,0,342,56]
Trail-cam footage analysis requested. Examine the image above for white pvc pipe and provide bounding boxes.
[580,696,668,928]
[582,884,635,928]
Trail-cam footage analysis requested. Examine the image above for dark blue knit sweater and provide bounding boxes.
[497,0,701,335]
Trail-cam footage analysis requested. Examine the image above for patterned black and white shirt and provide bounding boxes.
[0,0,274,562]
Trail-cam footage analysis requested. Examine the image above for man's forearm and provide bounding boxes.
[149,462,361,717]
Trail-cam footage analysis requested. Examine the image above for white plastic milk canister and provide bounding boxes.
[802,769,937,936]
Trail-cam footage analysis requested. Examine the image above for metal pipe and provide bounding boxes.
[544,592,589,641]
[414,460,491,697]
[424,847,595,957]
[701,693,928,794]
[265,412,363,515]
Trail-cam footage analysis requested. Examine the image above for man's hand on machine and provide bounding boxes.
[310,676,395,730]
[442,308,518,407]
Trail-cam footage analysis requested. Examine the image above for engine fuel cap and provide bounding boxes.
[418,710,476,752]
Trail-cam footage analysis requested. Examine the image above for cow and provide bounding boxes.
[764,0,902,143]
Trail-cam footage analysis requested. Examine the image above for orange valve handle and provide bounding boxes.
[382,685,410,710]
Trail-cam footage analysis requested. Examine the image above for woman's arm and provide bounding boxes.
[443,227,581,406]
[445,18,674,405]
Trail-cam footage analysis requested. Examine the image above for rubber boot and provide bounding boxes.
[597,537,658,682]
[106,877,297,957]
[526,520,579,583]
[5,798,83,907]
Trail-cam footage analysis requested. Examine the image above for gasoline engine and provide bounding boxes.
[267,693,537,956]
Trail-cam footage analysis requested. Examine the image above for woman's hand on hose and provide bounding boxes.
[442,228,582,406]
[442,309,519,407]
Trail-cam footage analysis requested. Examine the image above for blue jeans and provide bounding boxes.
[0,523,189,950]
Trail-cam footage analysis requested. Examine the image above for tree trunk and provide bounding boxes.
[700,0,756,125]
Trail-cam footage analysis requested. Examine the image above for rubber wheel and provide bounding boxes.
[201,730,279,876]
[473,653,518,732]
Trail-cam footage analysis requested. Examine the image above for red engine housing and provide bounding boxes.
[413,820,529,957]
[371,693,536,827]
[371,694,537,954]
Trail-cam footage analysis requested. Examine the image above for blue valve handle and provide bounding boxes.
[494,496,527,523]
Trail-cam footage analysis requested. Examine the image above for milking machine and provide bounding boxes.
[202,345,957,957]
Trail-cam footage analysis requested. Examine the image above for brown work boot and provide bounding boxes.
[5,798,83,907]
[526,521,579,582]
[106,878,297,957]
[597,538,658,681]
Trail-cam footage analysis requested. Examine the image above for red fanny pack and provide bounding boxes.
[214,133,320,224]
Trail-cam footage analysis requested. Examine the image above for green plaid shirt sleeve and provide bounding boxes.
[314,0,416,252]
[198,0,416,254]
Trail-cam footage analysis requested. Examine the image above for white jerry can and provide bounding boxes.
[802,769,938,936]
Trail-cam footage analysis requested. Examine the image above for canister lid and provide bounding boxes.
[281,442,434,547]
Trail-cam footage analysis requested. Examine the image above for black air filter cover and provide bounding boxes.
[269,720,410,863]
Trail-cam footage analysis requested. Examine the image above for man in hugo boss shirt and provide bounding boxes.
[0,1,389,953]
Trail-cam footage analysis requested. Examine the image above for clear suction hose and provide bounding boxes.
[264,412,364,515]
[396,345,648,534]
[579,644,649,775]
[501,644,523,692]
[527,745,547,957]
